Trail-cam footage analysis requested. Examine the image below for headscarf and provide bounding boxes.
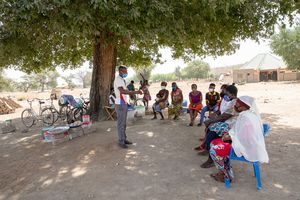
[229,96,269,163]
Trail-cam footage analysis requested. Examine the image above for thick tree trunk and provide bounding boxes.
[89,34,117,121]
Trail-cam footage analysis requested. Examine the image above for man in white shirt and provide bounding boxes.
[114,66,142,148]
[109,88,116,107]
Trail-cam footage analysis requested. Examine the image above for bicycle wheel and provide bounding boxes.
[52,108,59,123]
[73,107,84,122]
[41,108,55,126]
[59,105,70,121]
[21,109,36,128]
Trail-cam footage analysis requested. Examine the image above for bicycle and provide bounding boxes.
[49,94,74,124]
[72,94,90,122]
[128,93,144,107]
[21,98,55,128]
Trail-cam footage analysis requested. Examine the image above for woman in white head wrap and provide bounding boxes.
[209,96,269,182]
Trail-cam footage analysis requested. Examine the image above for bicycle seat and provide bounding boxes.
[39,101,45,104]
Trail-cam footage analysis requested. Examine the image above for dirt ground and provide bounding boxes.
[1,81,300,200]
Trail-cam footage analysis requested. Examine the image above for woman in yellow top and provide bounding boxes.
[168,82,183,120]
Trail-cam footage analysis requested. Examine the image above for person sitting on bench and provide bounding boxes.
[198,83,220,126]
[109,88,116,108]
[152,81,169,120]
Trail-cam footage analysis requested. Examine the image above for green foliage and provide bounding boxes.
[182,60,210,80]
[174,66,182,80]
[0,1,297,72]
[0,69,14,92]
[134,65,156,81]
[271,26,300,70]
[16,70,59,92]
[75,70,92,88]
[17,96,26,101]
[62,74,76,90]
[151,73,177,82]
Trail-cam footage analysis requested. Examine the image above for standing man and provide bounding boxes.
[114,66,142,148]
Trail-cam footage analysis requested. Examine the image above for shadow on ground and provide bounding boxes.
[0,113,299,200]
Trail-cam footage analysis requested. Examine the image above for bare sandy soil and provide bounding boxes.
[1,81,300,200]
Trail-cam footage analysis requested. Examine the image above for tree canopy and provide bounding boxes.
[0,0,297,72]
[0,0,297,119]
[182,60,210,80]
[270,25,300,70]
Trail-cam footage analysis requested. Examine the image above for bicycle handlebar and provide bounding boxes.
[27,98,50,103]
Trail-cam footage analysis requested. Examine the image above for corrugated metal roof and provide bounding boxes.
[242,53,286,70]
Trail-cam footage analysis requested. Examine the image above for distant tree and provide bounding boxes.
[182,60,210,80]
[18,74,39,92]
[62,74,76,90]
[151,73,177,82]
[174,66,182,80]
[271,26,300,70]
[0,69,14,92]
[16,70,59,92]
[33,70,60,92]
[135,65,156,81]
[75,70,92,88]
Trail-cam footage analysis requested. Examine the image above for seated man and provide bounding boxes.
[109,88,116,108]
[152,81,169,120]
[198,83,220,126]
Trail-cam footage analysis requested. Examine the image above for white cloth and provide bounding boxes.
[229,96,269,163]
[220,99,238,128]
[220,99,235,115]
[109,94,116,105]
[114,75,127,105]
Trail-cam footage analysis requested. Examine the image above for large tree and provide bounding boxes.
[0,1,297,120]
[182,60,210,80]
[270,25,300,70]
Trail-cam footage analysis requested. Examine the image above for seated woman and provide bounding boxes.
[152,81,169,120]
[209,96,269,182]
[188,84,203,126]
[168,82,183,120]
[197,84,238,168]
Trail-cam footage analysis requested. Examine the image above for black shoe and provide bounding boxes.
[151,117,157,120]
[173,116,179,120]
[197,123,203,127]
[125,140,133,145]
[200,159,214,168]
[198,150,209,156]
[118,143,128,149]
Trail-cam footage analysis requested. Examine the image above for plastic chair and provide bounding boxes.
[225,123,270,190]
[181,100,188,113]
